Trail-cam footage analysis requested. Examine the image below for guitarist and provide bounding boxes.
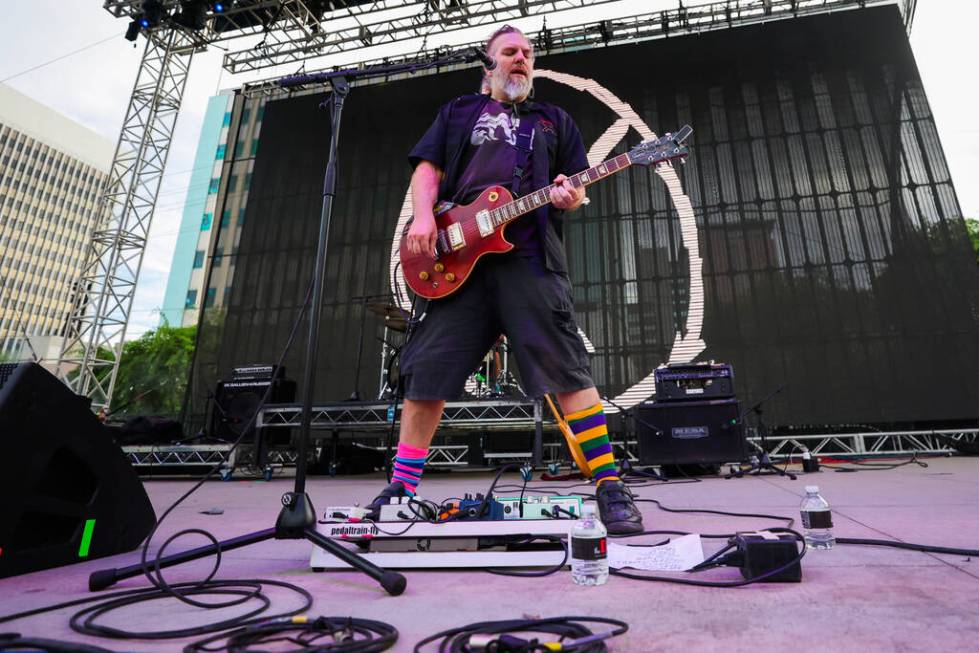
[371,25,643,534]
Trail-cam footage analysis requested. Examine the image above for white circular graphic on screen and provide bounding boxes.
[389,69,705,412]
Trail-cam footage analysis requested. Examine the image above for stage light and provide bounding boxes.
[139,0,165,28]
[173,0,209,30]
[213,2,225,12]
[125,19,141,41]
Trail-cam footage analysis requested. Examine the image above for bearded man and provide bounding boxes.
[370,25,644,534]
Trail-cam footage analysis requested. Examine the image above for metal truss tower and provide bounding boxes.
[55,28,195,411]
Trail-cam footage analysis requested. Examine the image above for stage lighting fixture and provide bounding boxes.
[173,0,209,30]
[125,19,141,41]
[213,1,225,11]
[139,0,165,28]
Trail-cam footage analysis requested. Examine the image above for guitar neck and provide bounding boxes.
[492,152,634,226]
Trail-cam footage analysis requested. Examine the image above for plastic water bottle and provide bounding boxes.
[570,503,609,585]
[800,485,835,549]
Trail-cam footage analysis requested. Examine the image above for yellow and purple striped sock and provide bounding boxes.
[565,402,619,485]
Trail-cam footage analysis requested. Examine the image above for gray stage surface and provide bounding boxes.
[2,457,978,652]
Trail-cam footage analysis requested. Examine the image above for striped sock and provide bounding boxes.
[565,402,620,486]
[391,442,428,496]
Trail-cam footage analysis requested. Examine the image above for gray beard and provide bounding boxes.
[495,74,532,103]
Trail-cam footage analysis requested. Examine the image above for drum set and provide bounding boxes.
[357,299,524,401]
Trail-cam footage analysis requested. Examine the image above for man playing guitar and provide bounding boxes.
[371,25,644,534]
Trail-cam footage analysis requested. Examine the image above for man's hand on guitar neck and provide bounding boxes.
[550,173,585,212]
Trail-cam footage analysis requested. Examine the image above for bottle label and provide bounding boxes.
[801,510,833,529]
[571,535,607,561]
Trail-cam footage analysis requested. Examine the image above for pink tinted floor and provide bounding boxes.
[1,456,978,652]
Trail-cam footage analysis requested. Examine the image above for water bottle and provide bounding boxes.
[800,485,835,549]
[570,503,609,585]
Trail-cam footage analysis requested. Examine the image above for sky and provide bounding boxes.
[0,0,976,341]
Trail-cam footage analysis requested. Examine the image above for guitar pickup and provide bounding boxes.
[446,222,466,250]
[475,210,494,238]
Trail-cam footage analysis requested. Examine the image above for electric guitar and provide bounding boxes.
[400,125,692,300]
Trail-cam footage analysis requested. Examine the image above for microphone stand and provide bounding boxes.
[88,48,484,596]
[725,384,795,480]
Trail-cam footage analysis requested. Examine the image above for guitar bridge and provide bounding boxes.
[446,222,466,251]
[475,210,494,238]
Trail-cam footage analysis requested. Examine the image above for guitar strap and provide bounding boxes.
[509,108,538,194]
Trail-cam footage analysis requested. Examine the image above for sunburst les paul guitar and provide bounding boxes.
[399,126,692,300]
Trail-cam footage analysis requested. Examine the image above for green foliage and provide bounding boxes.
[111,323,197,417]
[966,218,979,264]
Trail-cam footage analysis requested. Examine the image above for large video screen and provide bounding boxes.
[191,5,979,428]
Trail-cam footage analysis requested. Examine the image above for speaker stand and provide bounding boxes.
[725,386,795,480]
[89,76,405,597]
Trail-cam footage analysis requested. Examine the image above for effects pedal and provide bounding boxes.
[322,506,370,521]
[497,495,582,520]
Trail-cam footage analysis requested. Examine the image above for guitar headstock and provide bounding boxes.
[628,125,693,167]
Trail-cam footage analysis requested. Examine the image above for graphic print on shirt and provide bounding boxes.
[471,111,518,147]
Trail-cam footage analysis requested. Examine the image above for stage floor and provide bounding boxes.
[2,456,978,652]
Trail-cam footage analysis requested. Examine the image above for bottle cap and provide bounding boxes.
[805,485,820,494]
[581,503,597,517]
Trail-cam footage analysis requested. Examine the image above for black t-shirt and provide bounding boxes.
[452,99,538,255]
[408,93,589,274]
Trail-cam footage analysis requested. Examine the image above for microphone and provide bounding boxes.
[471,47,497,70]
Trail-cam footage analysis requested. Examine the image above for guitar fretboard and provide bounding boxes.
[488,152,633,227]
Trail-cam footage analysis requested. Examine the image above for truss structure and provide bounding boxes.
[75,0,914,411]
[258,398,542,431]
[55,27,195,410]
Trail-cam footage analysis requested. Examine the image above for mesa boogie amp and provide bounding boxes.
[636,398,746,466]
[654,362,734,402]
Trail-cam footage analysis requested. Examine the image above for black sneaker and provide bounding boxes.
[366,481,408,520]
[595,479,644,534]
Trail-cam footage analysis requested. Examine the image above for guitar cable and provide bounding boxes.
[383,292,422,483]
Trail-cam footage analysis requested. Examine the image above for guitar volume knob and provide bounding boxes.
[434,263,445,272]
[445,272,456,282]
[418,271,430,281]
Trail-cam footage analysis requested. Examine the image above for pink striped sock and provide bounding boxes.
[391,443,428,496]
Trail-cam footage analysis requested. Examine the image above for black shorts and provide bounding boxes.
[400,254,594,400]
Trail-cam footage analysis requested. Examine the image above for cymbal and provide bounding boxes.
[367,301,408,320]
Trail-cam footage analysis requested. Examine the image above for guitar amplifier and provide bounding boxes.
[212,374,296,440]
[637,398,746,466]
[654,362,734,402]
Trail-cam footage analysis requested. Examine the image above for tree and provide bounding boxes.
[110,322,197,418]
[966,218,979,264]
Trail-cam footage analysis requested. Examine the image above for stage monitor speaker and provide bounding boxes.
[0,363,156,579]
[637,398,746,466]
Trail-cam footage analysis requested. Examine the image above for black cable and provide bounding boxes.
[634,498,796,528]
[414,616,629,653]
[0,635,116,653]
[383,294,420,483]
[2,280,317,642]
[609,528,808,587]
[186,615,398,653]
[821,452,930,473]
[837,537,979,557]
[0,580,312,640]
[484,535,569,577]
[136,276,314,609]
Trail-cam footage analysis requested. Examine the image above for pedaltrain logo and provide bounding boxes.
[388,69,706,412]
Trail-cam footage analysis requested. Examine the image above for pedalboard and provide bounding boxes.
[311,519,573,570]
